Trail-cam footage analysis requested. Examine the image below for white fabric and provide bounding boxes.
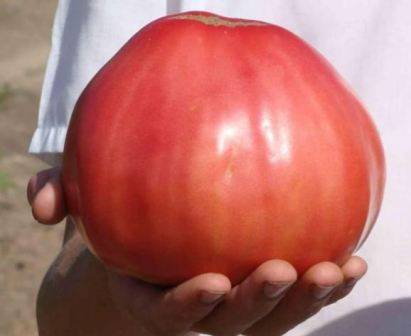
[29,1,411,335]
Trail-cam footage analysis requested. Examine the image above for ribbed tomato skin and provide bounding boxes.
[62,12,385,285]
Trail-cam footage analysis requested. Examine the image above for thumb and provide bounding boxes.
[27,167,67,224]
[107,272,231,335]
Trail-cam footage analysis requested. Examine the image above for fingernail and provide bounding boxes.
[27,177,37,205]
[312,285,336,300]
[263,282,292,299]
[199,291,225,304]
[344,278,358,289]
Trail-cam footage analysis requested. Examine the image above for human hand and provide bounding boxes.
[28,167,367,336]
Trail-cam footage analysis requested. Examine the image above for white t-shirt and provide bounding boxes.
[29,1,411,335]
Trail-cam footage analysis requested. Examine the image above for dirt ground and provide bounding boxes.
[0,1,65,335]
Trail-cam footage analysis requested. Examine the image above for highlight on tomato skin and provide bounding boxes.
[61,11,386,286]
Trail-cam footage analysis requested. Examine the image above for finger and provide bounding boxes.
[108,272,231,335]
[328,256,367,305]
[245,262,343,336]
[27,169,52,205]
[28,167,67,224]
[194,260,297,335]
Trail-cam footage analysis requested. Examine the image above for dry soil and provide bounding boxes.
[0,1,65,335]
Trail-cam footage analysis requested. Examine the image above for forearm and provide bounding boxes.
[36,226,145,335]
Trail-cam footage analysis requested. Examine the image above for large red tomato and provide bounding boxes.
[62,11,385,285]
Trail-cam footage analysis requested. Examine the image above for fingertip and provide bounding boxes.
[192,273,232,295]
[341,256,368,280]
[156,273,232,332]
[27,170,51,206]
[303,262,344,288]
[31,175,67,225]
[252,259,298,286]
[327,257,368,305]
[163,273,231,311]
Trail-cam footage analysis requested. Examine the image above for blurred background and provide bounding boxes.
[0,1,64,335]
